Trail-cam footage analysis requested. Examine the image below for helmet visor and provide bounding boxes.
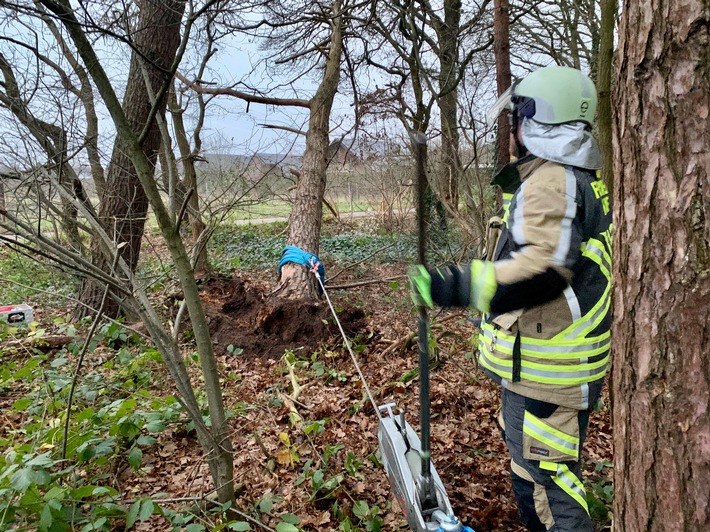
[486,86,513,127]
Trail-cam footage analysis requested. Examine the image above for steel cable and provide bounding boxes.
[310,262,382,420]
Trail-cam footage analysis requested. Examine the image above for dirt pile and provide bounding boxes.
[197,274,369,358]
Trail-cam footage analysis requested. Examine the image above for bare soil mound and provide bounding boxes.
[198,274,369,358]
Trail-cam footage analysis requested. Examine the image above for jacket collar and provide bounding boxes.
[491,154,546,193]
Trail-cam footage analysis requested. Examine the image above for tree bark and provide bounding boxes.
[437,0,463,212]
[279,0,343,299]
[39,0,236,504]
[597,0,616,189]
[612,0,710,530]
[493,0,511,169]
[76,0,185,318]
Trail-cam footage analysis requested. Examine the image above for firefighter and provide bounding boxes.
[410,65,612,531]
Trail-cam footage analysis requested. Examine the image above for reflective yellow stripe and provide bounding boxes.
[539,460,557,472]
[502,193,513,223]
[480,342,609,373]
[479,341,609,385]
[553,465,589,513]
[481,325,611,359]
[601,226,613,254]
[520,355,608,385]
[524,412,579,458]
[522,356,608,373]
[483,320,611,348]
[555,286,609,340]
[549,236,611,339]
[479,346,513,379]
[539,462,589,514]
[559,284,610,340]
[585,238,612,275]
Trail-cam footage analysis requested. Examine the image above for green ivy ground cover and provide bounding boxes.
[209,223,420,271]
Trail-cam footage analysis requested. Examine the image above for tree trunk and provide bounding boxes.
[169,85,208,274]
[0,178,5,220]
[493,0,511,169]
[0,54,86,252]
[597,0,616,189]
[612,1,710,530]
[438,0,462,212]
[40,0,235,505]
[76,0,185,318]
[279,0,343,299]
[57,160,82,250]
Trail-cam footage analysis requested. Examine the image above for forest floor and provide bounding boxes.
[137,262,612,531]
[0,225,614,532]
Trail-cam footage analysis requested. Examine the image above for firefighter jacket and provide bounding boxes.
[429,156,612,410]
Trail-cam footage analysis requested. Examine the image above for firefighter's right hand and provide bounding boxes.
[408,265,433,308]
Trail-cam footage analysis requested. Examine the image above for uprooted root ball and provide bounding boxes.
[195,274,370,359]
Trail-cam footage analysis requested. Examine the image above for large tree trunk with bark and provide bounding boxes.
[438,0,462,212]
[612,1,710,530]
[279,1,343,299]
[40,0,235,504]
[597,0,616,189]
[76,0,185,318]
[493,0,511,169]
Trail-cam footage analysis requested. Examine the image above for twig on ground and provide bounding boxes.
[327,274,405,290]
[380,332,417,358]
[2,335,76,351]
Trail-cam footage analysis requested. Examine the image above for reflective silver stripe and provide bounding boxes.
[581,383,589,410]
[553,169,578,266]
[584,240,611,275]
[557,467,587,503]
[524,419,579,455]
[483,327,611,355]
[522,363,607,380]
[559,239,610,340]
[563,291,610,340]
[563,285,581,321]
[481,328,516,350]
[510,180,529,246]
[480,349,513,376]
[523,336,610,354]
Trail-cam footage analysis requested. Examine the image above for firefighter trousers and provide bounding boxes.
[500,388,595,532]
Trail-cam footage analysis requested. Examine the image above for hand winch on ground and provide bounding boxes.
[378,403,473,532]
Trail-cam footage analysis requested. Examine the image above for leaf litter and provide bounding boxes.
[122,262,611,531]
[4,257,611,531]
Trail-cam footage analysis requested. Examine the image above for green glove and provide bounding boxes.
[408,265,433,308]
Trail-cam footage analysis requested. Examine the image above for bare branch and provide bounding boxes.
[175,71,311,108]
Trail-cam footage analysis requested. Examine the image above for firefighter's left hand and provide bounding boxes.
[408,265,433,308]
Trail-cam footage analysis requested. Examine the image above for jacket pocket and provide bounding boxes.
[522,404,581,463]
[491,309,522,330]
[490,310,523,382]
